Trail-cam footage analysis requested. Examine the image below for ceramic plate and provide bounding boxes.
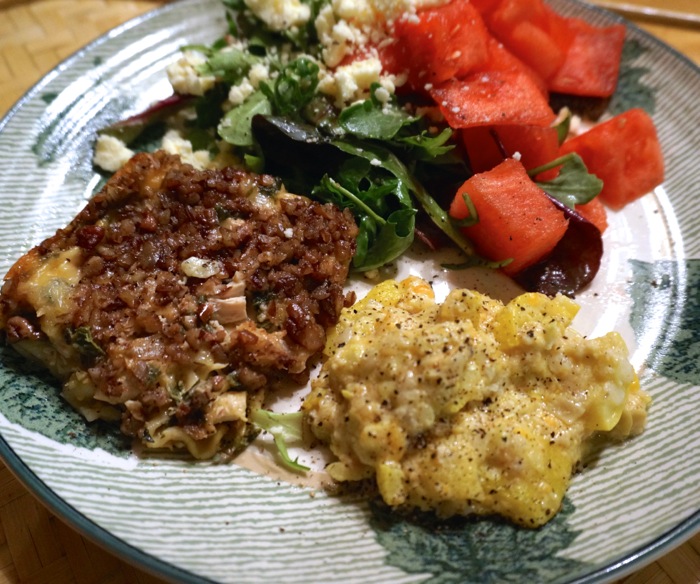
[0,1,698,582]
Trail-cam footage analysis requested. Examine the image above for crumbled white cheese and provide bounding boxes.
[319,56,394,108]
[248,62,271,87]
[93,135,134,173]
[373,85,391,104]
[334,0,375,23]
[166,52,216,97]
[244,0,311,31]
[316,4,364,68]
[369,0,449,21]
[161,129,211,170]
[228,79,255,106]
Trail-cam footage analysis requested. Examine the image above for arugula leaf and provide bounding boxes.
[338,88,455,161]
[218,90,272,146]
[339,87,416,140]
[397,127,454,160]
[315,173,385,221]
[250,409,309,473]
[361,208,416,270]
[530,153,603,208]
[315,175,415,270]
[333,140,477,260]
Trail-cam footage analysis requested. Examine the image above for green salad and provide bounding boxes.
[97,0,604,282]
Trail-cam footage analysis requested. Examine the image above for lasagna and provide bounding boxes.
[0,151,358,458]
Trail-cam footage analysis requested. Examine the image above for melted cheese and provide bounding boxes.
[20,247,81,321]
[12,247,83,376]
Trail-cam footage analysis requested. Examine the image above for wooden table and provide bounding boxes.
[0,1,698,583]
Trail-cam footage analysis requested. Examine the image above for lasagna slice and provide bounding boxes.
[0,151,357,459]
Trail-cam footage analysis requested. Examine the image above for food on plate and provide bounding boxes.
[559,108,665,210]
[0,0,656,508]
[303,276,649,526]
[0,151,358,458]
[448,158,569,276]
[94,0,665,297]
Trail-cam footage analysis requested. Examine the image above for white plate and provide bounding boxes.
[0,0,698,582]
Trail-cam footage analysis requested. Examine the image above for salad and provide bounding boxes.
[96,0,665,296]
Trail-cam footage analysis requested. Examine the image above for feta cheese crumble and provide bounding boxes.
[93,135,134,173]
[244,0,311,31]
[161,130,211,170]
[166,52,216,97]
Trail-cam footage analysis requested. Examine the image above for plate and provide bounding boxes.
[0,1,698,582]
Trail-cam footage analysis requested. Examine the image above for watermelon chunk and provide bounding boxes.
[560,108,664,209]
[449,158,568,275]
[461,124,560,177]
[548,18,626,97]
[480,35,548,97]
[391,0,490,89]
[485,0,572,81]
[430,70,555,128]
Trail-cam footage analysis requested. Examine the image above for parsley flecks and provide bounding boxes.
[260,57,320,117]
[66,327,105,359]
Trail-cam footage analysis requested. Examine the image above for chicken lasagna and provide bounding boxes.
[0,151,357,458]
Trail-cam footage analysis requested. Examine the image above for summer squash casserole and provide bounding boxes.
[303,277,650,527]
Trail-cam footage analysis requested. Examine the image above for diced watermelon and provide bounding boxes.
[485,0,549,31]
[470,0,501,15]
[560,108,664,209]
[575,198,608,233]
[460,126,504,173]
[391,0,490,89]
[481,36,548,96]
[429,69,556,128]
[498,125,560,179]
[449,158,568,275]
[541,4,575,60]
[461,124,560,178]
[485,0,572,81]
[548,18,626,97]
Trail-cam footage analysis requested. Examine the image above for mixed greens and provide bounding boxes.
[101,0,604,280]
